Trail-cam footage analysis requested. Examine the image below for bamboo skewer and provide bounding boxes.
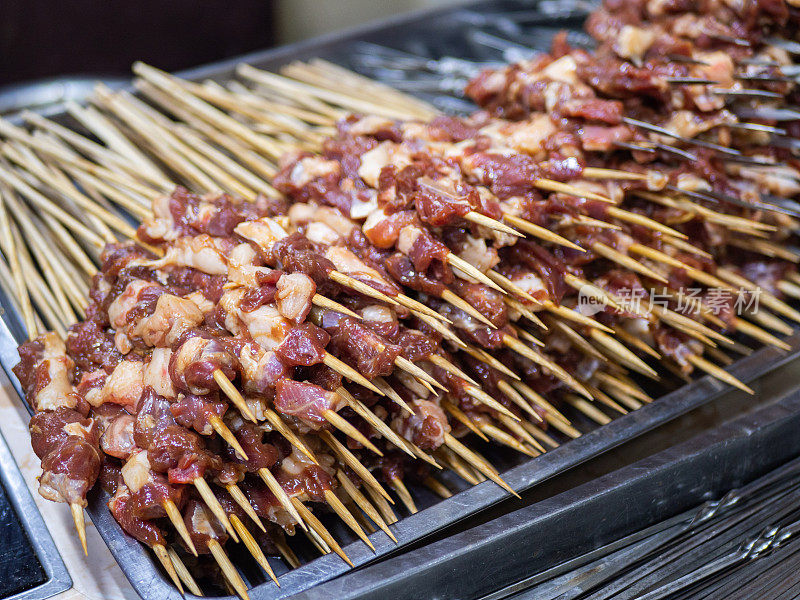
[168,547,204,596]
[208,538,250,600]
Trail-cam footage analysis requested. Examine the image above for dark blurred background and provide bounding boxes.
[0,0,455,114]
[0,0,277,85]
[0,0,458,84]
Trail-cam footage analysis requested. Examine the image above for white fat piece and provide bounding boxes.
[131,294,204,348]
[220,288,292,350]
[234,218,289,255]
[146,234,229,276]
[289,156,340,188]
[144,348,177,399]
[358,141,412,188]
[275,272,316,323]
[101,360,145,411]
[34,333,77,411]
[108,280,159,330]
[613,25,656,63]
[325,246,391,288]
[121,450,153,493]
[396,225,423,255]
[305,221,341,246]
[457,235,499,273]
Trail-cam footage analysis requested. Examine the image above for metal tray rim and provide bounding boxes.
[0,314,72,600]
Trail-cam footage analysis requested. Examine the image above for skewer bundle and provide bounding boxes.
[2,0,800,597]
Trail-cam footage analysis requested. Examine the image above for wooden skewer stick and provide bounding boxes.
[505,296,547,329]
[225,483,265,532]
[335,388,416,459]
[436,448,481,486]
[389,478,418,514]
[687,354,754,394]
[545,413,582,439]
[448,254,506,293]
[152,544,184,594]
[167,547,204,596]
[732,317,791,351]
[70,502,89,556]
[589,330,660,380]
[480,423,537,457]
[502,335,593,399]
[585,383,632,413]
[0,161,105,253]
[417,312,468,349]
[194,478,238,542]
[498,413,546,453]
[717,268,800,325]
[564,395,612,426]
[208,538,250,600]
[322,352,384,396]
[496,380,543,422]
[312,293,361,319]
[511,381,571,425]
[593,372,653,404]
[543,300,616,333]
[391,291,451,323]
[591,242,669,284]
[0,190,36,335]
[443,434,519,498]
[463,384,520,421]
[321,431,393,503]
[67,101,171,185]
[533,179,614,203]
[520,421,560,449]
[322,408,382,455]
[213,370,258,423]
[503,213,585,251]
[257,467,306,531]
[465,210,522,236]
[440,289,496,328]
[395,356,447,392]
[5,236,67,337]
[605,206,688,239]
[582,167,647,181]
[164,499,198,556]
[462,343,520,379]
[513,325,545,348]
[373,377,414,414]
[229,515,279,586]
[337,471,397,543]
[364,481,399,525]
[546,319,607,363]
[485,270,540,305]
[428,354,478,385]
[441,399,489,441]
[290,498,354,567]
[748,308,794,336]
[423,476,453,499]
[264,409,318,464]
[0,117,160,199]
[239,63,426,121]
[611,326,661,359]
[271,533,300,570]
[324,489,375,551]
[209,416,248,460]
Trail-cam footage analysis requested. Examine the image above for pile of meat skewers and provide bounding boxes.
[7,0,800,597]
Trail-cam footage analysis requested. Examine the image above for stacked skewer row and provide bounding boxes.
[2,0,800,596]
